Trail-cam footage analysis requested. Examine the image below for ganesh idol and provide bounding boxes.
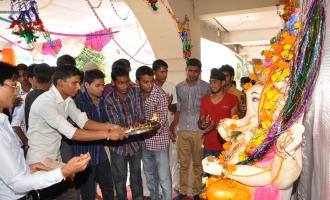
[202,81,304,200]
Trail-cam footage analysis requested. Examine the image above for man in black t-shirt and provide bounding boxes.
[24,64,53,130]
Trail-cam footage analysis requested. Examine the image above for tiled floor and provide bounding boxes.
[96,186,195,200]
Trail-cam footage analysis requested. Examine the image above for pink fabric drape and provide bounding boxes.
[41,39,62,57]
[253,184,280,200]
[84,28,113,52]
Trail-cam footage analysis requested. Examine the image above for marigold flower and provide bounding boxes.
[243,83,253,90]
[281,50,289,58]
[254,65,264,72]
[277,61,289,70]
[249,73,258,81]
[283,35,296,44]
[227,164,237,173]
[271,43,283,55]
[218,154,225,164]
[266,90,280,101]
[272,55,282,65]
[228,123,238,130]
[246,143,255,154]
[238,151,248,162]
[264,101,276,110]
[223,142,232,151]
[281,31,290,39]
[263,50,273,59]
[231,115,239,120]
[261,120,272,129]
[283,44,291,51]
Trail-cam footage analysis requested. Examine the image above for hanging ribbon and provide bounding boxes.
[46,29,119,37]
[0,34,33,51]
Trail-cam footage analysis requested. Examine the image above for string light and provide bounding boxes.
[85,0,151,65]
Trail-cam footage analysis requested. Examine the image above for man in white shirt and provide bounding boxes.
[27,65,126,164]
[0,62,91,200]
[11,65,34,154]
[26,65,126,199]
[152,59,179,191]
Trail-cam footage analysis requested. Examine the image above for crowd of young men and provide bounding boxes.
[0,55,248,200]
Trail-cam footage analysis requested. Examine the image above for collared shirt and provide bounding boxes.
[161,81,177,105]
[72,90,108,165]
[161,81,177,123]
[103,82,137,97]
[105,87,145,156]
[0,113,63,200]
[24,89,46,131]
[11,93,27,134]
[26,85,89,164]
[144,85,169,150]
[176,80,210,131]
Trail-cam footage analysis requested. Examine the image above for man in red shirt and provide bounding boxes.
[198,68,239,157]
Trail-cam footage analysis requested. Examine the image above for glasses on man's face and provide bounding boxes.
[3,83,19,92]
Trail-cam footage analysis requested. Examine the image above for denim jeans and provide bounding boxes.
[142,147,172,200]
[110,149,143,200]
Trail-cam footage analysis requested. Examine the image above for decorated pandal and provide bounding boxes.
[201,0,326,199]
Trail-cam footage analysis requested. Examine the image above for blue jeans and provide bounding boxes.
[110,149,143,200]
[142,147,172,200]
[203,149,221,158]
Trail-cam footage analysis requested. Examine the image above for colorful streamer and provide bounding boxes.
[46,29,119,37]
[159,0,192,62]
[146,0,159,11]
[0,34,33,51]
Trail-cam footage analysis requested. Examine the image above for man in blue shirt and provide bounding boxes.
[73,69,114,200]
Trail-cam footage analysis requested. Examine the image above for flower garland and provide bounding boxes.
[158,0,192,62]
[216,0,326,169]
[235,0,300,164]
[222,0,300,166]
[8,0,48,44]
